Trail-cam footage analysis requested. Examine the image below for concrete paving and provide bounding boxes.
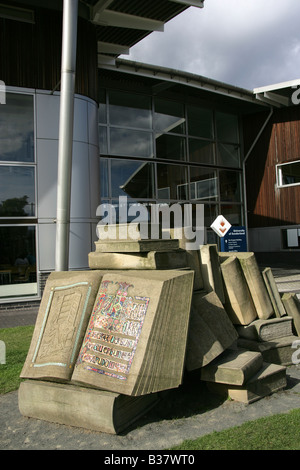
[1,366,300,450]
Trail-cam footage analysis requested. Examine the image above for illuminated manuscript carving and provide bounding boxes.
[77,280,150,381]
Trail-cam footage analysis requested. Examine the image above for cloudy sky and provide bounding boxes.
[120,0,300,91]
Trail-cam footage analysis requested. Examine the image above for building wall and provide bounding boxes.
[244,105,300,251]
[0,6,98,101]
[0,87,99,305]
[36,90,100,273]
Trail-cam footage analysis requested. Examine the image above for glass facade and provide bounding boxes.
[98,88,244,239]
[0,92,37,299]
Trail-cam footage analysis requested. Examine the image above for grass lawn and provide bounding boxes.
[0,325,34,394]
[170,408,300,450]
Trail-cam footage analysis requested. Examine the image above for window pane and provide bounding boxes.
[0,166,35,217]
[204,204,218,227]
[110,128,153,158]
[279,162,300,186]
[111,159,155,199]
[0,225,37,298]
[99,126,108,154]
[100,159,109,198]
[157,163,188,200]
[109,91,152,129]
[99,89,107,124]
[0,93,34,162]
[217,143,240,168]
[219,170,241,202]
[190,167,218,201]
[156,134,186,161]
[154,98,185,134]
[189,139,215,164]
[216,112,239,143]
[221,204,242,226]
[187,105,213,139]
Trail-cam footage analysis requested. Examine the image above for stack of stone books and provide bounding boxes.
[200,347,287,404]
[19,224,194,433]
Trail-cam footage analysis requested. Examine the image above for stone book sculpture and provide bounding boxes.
[72,270,194,396]
[21,269,194,397]
[20,270,105,382]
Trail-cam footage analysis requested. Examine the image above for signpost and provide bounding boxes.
[211,216,247,253]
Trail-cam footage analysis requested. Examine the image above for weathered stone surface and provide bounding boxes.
[239,253,274,320]
[262,267,286,318]
[221,256,257,325]
[200,348,263,386]
[236,317,294,342]
[20,271,104,381]
[72,269,194,396]
[199,244,225,303]
[282,293,300,336]
[219,252,255,262]
[18,380,158,435]
[237,335,299,366]
[163,227,204,290]
[185,291,238,370]
[89,250,187,270]
[207,362,286,404]
[97,222,162,241]
[94,239,179,253]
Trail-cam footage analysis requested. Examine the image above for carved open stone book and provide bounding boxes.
[21,269,194,396]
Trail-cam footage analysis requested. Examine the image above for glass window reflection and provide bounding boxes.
[219,170,241,202]
[0,225,37,298]
[221,204,242,226]
[111,159,155,199]
[99,126,108,154]
[217,143,240,168]
[110,128,153,158]
[190,167,218,201]
[156,134,186,161]
[157,163,188,200]
[154,98,185,134]
[0,166,35,217]
[109,91,152,129]
[0,93,34,162]
[189,139,215,165]
[99,89,107,124]
[100,159,109,198]
[187,105,213,139]
[216,112,239,144]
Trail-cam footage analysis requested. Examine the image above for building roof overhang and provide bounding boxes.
[3,0,204,66]
[99,58,271,114]
[254,79,300,108]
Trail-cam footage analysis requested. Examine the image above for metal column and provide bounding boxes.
[55,0,79,271]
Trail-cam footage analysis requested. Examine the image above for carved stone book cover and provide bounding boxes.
[20,271,105,381]
[71,270,194,396]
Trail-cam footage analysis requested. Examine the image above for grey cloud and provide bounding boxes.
[123,0,300,90]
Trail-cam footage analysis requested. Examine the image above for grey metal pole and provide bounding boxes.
[55,0,79,271]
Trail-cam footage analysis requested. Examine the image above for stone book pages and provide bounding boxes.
[20,271,105,381]
[71,270,194,396]
[236,317,294,342]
